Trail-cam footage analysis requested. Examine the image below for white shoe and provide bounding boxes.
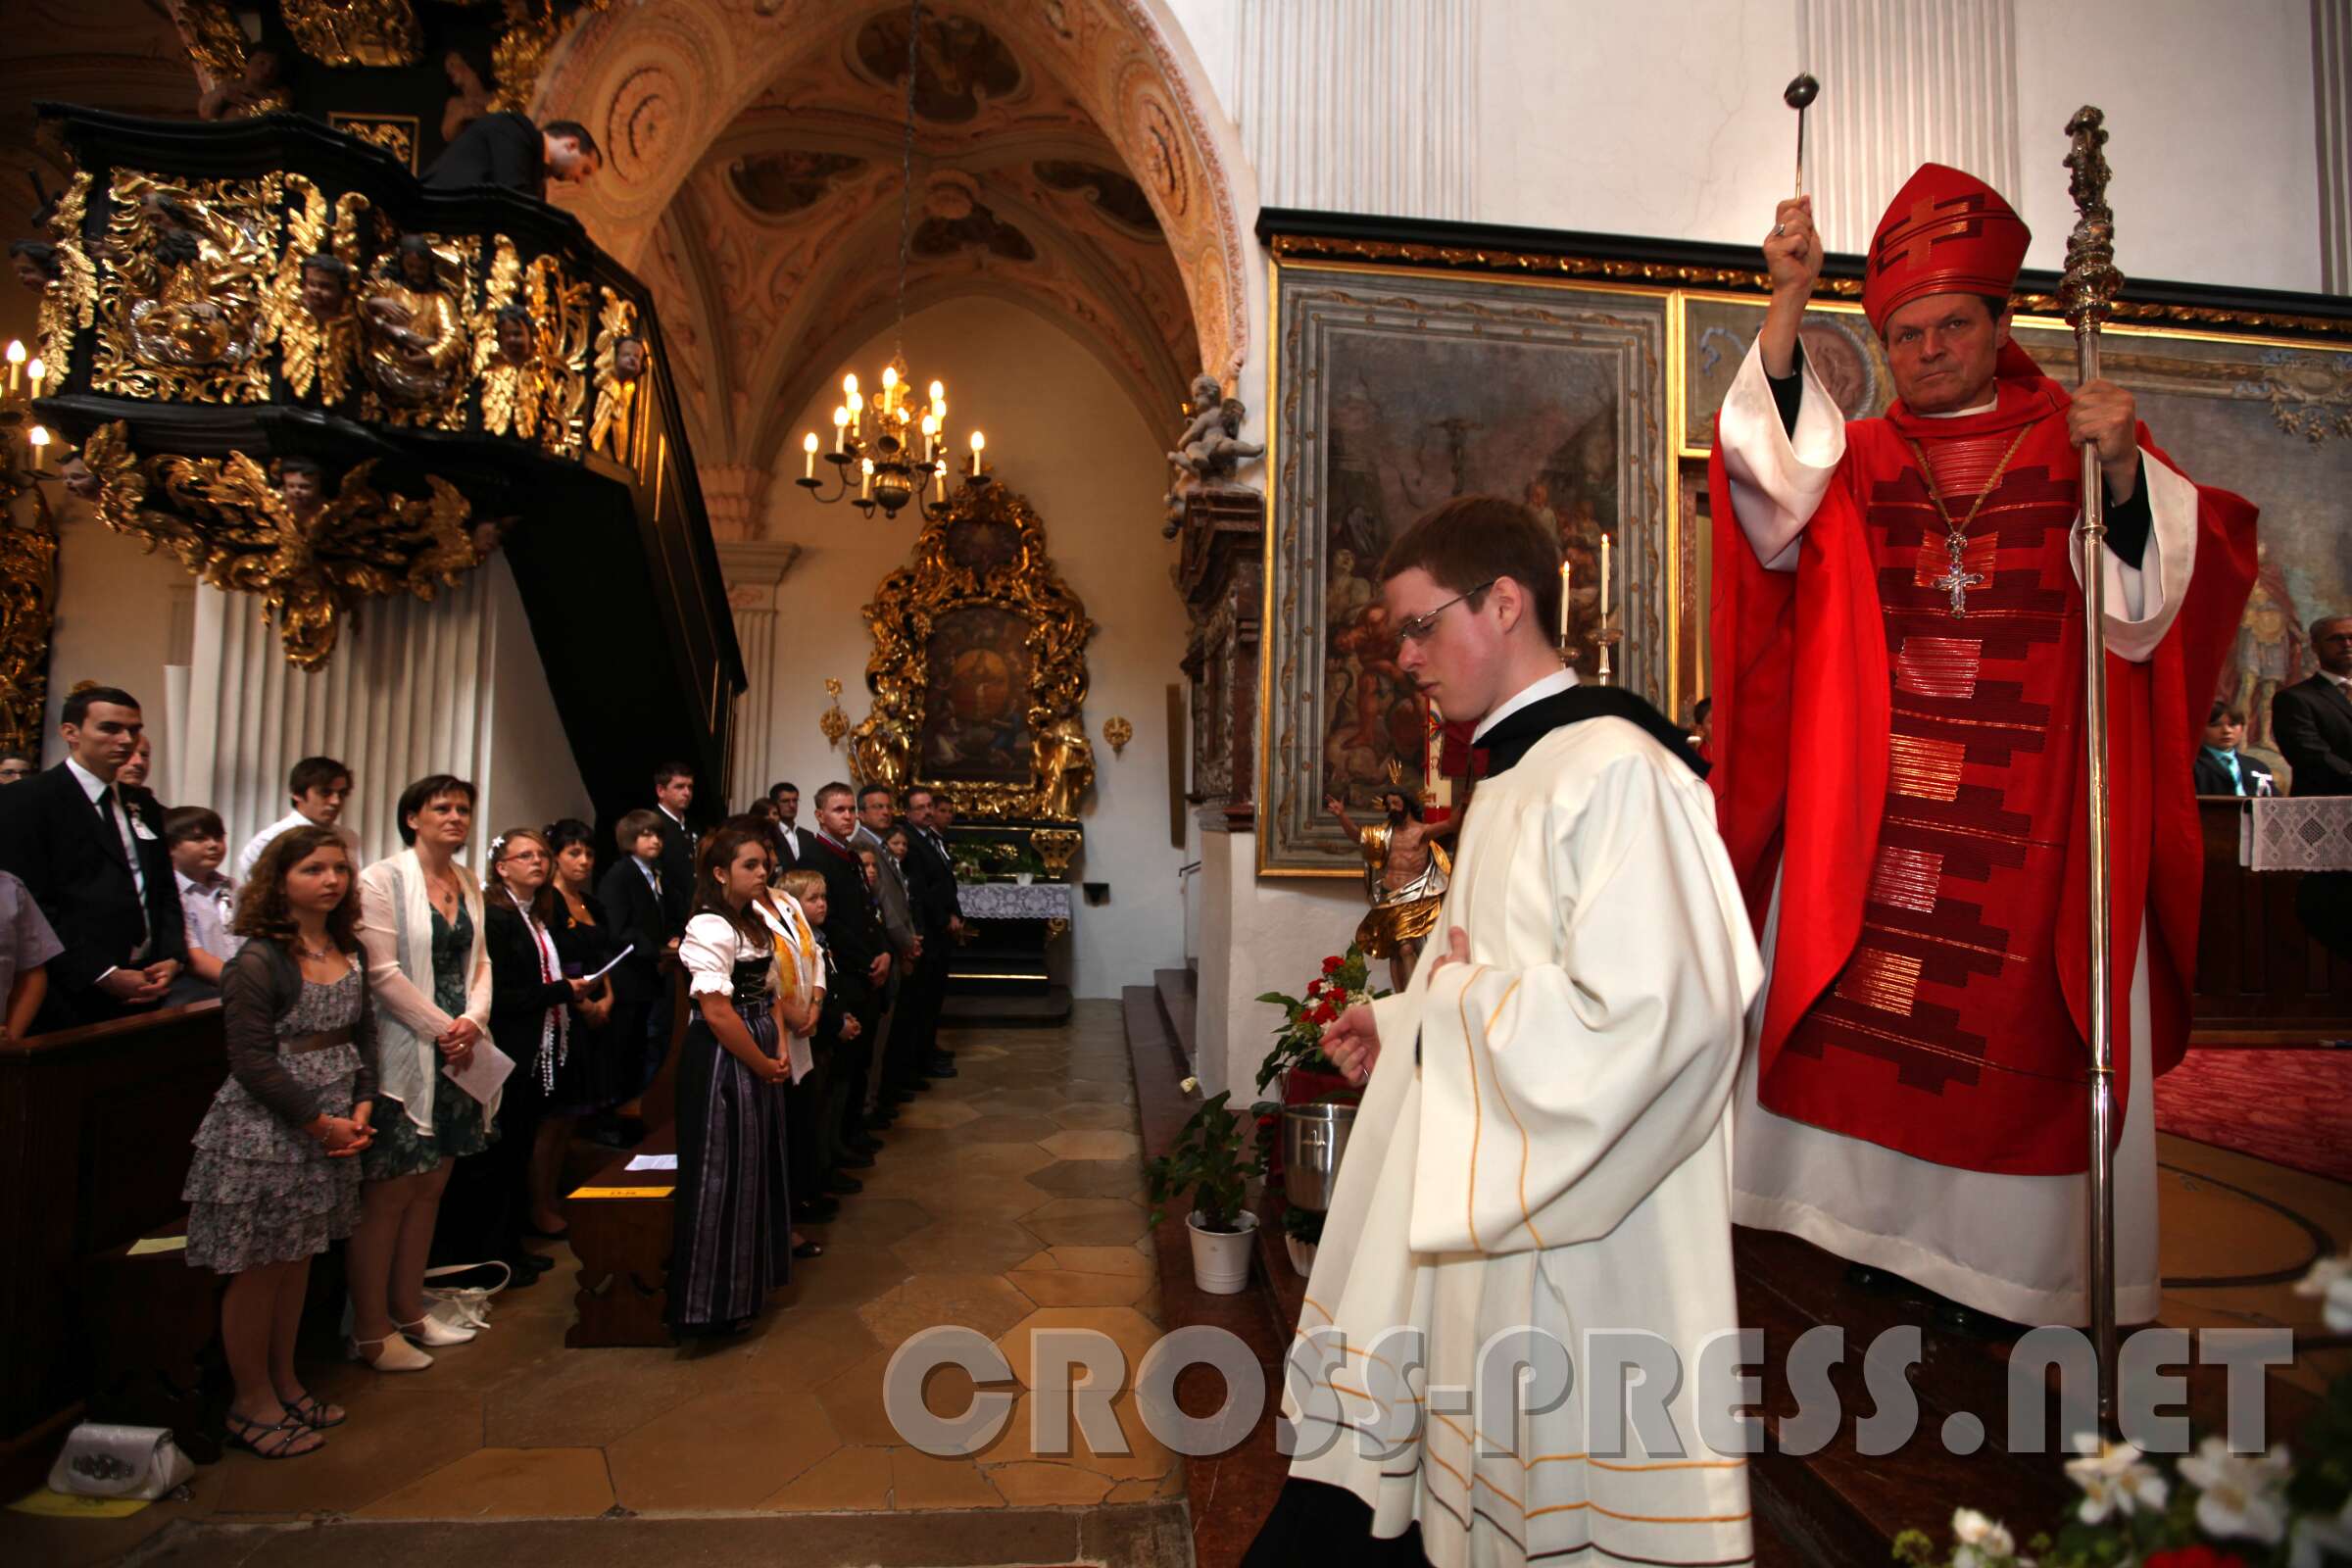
[350,1333,434,1372]
[398,1313,476,1347]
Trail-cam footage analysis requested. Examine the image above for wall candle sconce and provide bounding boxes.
[1102,716,1133,757]
[819,677,850,749]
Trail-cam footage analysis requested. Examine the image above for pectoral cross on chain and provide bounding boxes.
[1934,535,1986,617]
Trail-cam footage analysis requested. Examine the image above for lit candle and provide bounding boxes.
[849,390,863,435]
[1558,560,1571,645]
[27,425,48,470]
[928,379,944,404]
[935,460,946,501]
[859,457,873,500]
[1599,533,1611,628]
[842,371,858,401]
[803,431,818,478]
[920,412,939,461]
[27,357,44,392]
[880,365,898,408]
[3,339,21,396]
[969,428,985,475]
[832,405,849,453]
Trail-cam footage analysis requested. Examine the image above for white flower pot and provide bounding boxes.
[1285,1236,1317,1277]
[1014,872,1034,885]
[1188,1210,1259,1294]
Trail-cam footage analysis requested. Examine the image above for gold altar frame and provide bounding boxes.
[850,478,1097,823]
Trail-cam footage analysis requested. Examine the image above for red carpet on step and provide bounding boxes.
[2153,1048,2352,1186]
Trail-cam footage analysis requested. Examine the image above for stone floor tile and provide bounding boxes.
[1024,1157,1146,1200]
[770,1242,916,1312]
[984,1461,1115,1505]
[995,1305,1164,1392]
[755,1444,897,1511]
[1004,1263,1153,1308]
[479,1342,705,1446]
[1022,1197,1151,1248]
[858,1272,1038,1348]
[1048,1102,1139,1131]
[953,1112,1065,1144]
[216,1388,483,1515]
[605,1387,839,1511]
[890,1099,981,1130]
[911,1173,1053,1218]
[886,1447,1005,1509]
[352,1446,613,1519]
[1038,1129,1143,1160]
[893,1217,1058,1276]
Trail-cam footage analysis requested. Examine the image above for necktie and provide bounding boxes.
[98,787,151,947]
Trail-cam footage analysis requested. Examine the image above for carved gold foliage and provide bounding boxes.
[279,0,423,68]
[588,287,643,465]
[92,170,283,404]
[529,252,593,457]
[473,240,590,452]
[327,113,421,172]
[490,0,611,113]
[0,457,60,760]
[35,172,94,385]
[80,421,500,669]
[854,480,1097,822]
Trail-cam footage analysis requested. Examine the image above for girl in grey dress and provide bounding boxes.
[183,825,376,1459]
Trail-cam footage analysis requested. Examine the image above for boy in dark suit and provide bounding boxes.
[651,760,698,928]
[591,808,673,1147]
[2192,704,2276,797]
[2272,613,2352,796]
[0,686,188,1029]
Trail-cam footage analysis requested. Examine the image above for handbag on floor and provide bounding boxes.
[422,1258,513,1333]
[46,1423,194,1500]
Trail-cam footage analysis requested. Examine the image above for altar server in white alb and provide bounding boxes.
[1245,496,1765,1568]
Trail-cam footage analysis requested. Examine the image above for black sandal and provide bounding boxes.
[793,1240,825,1259]
[226,1409,323,1459]
[278,1391,346,1430]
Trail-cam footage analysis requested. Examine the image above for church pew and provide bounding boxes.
[564,1123,678,1347]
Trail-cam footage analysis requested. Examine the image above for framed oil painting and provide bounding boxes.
[1261,256,1675,874]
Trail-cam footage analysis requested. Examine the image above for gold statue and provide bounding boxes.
[1032,713,1095,820]
[1327,769,1457,990]
[588,289,645,462]
[363,235,470,407]
[849,710,910,794]
[113,179,274,373]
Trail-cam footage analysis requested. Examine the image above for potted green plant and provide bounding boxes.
[1144,1089,1270,1294]
[1255,947,1381,1196]
[1281,1204,1324,1277]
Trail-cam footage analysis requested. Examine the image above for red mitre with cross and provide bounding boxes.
[1862,163,2032,333]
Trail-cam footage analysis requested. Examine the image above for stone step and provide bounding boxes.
[1152,967,1198,1069]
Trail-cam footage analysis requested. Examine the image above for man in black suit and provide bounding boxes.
[591,808,674,1145]
[651,760,698,928]
[421,114,600,194]
[808,783,890,1183]
[2273,614,2352,796]
[891,785,963,1089]
[2192,703,2278,797]
[768,780,808,869]
[0,686,188,1030]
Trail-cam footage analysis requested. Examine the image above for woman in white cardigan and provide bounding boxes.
[346,775,494,1372]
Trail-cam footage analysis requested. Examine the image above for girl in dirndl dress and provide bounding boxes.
[668,826,793,1337]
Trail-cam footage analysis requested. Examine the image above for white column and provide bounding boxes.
[1796,0,2022,255]
[2320,0,2352,294]
[1229,0,1476,220]
[171,553,584,873]
[716,539,802,813]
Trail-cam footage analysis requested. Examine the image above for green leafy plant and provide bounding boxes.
[1253,945,1386,1094]
[1281,1205,1325,1246]
[1144,1090,1269,1234]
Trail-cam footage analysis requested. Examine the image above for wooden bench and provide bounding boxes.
[564,1123,677,1348]
[80,1215,225,1462]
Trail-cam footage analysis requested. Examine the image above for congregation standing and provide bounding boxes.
[0,690,978,1452]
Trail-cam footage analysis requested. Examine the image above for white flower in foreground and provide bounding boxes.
[1949,1508,2015,1568]
[2063,1436,2168,1523]
[2178,1436,2291,1545]
[1179,1076,1199,1094]
[2297,1254,2352,1333]
[2290,1496,2352,1568]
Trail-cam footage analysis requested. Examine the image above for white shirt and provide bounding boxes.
[176,868,240,962]
[1469,665,1580,745]
[67,757,148,941]
[235,808,361,883]
[777,822,804,858]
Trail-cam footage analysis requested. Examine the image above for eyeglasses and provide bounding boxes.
[1393,579,1495,649]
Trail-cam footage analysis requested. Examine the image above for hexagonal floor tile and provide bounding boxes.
[719,1306,888,1391]
[607,1386,840,1511]
[912,1173,1053,1218]
[858,1272,1038,1348]
[799,1195,934,1250]
[973,1387,1178,1484]
[892,1217,1054,1276]
[1057,1080,1137,1103]
[1004,1258,1153,1308]
[1023,1196,1151,1247]
[891,1098,982,1130]
[353,1446,614,1519]
[757,1445,895,1511]
[772,1242,915,1312]
[1025,1158,1146,1200]
[1050,1102,1140,1131]
[956,1112,1064,1144]
[994,1305,1166,1391]
[1039,1128,1143,1161]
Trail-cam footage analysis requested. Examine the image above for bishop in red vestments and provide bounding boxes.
[1709,166,2256,1326]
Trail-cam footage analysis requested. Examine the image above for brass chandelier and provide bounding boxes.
[795,0,988,520]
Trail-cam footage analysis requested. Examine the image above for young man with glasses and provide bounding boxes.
[1246,496,1762,1568]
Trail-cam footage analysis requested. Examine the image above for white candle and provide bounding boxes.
[832,405,849,453]
[1558,561,1571,644]
[803,431,818,478]
[969,428,985,475]
[859,458,873,500]
[1425,699,1442,784]
[1599,534,1611,628]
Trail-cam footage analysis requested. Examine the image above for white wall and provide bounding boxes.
[1191,830,1367,1100]
[760,294,1192,1001]
[41,519,186,766]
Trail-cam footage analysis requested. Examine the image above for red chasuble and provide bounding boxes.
[1707,341,2256,1176]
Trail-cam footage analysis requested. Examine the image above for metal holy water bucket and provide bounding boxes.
[1281,1102,1357,1212]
